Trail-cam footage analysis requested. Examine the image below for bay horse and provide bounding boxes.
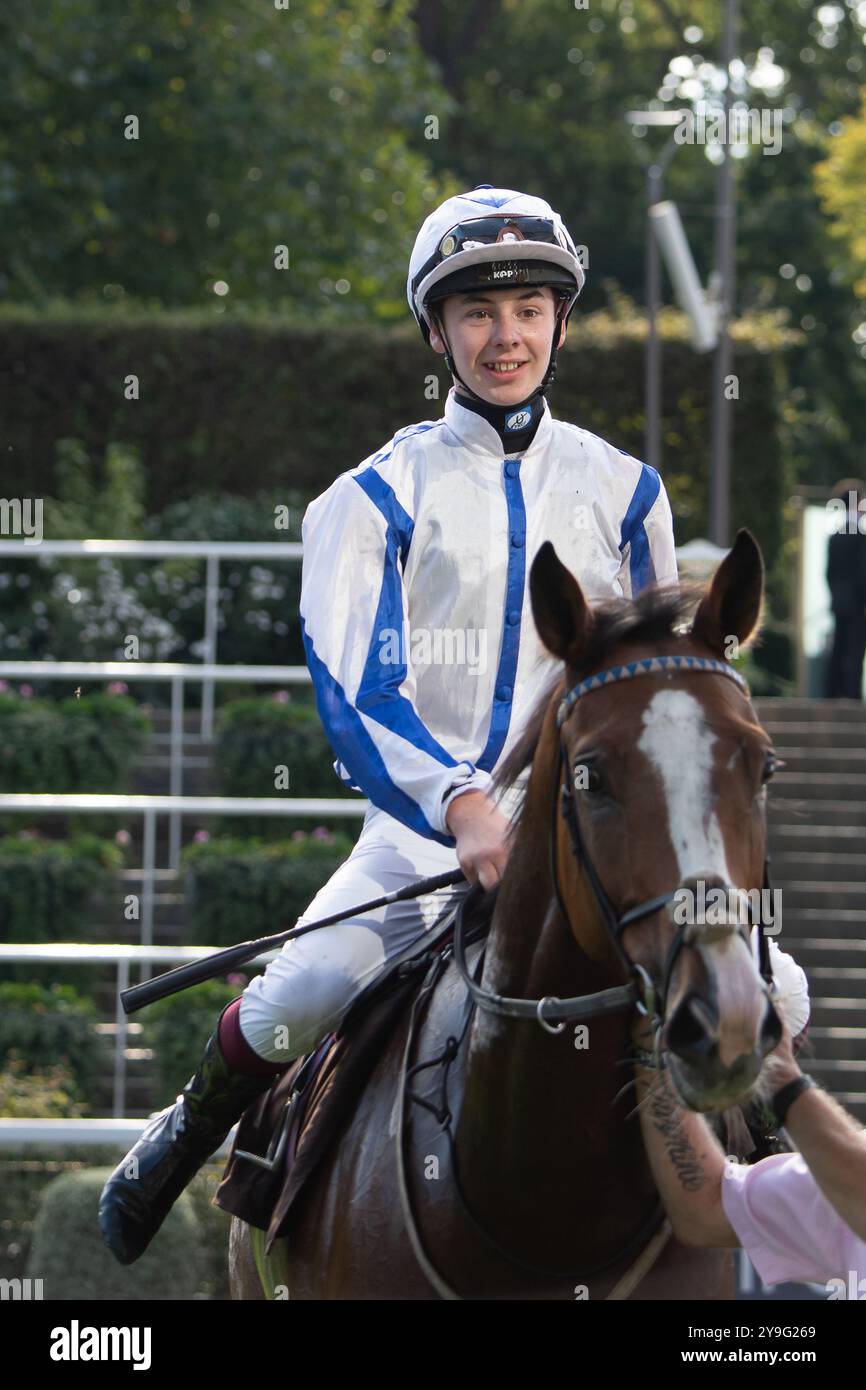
[229,529,782,1299]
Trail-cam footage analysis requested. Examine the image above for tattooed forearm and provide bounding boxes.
[646,1079,707,1193]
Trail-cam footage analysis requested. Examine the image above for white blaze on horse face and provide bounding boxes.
[637,688,765,1066]
[637,689,731,883]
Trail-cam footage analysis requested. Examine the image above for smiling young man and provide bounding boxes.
[429,284,566,411]
[98,186,698,1266]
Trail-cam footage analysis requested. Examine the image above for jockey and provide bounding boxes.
[99,185,809,1265]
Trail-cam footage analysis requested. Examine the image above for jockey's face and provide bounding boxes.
[428,285,567,406]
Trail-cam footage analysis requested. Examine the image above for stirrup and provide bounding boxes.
[234,1088,298,1173]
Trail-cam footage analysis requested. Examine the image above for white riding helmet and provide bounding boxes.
[407,185,586,346]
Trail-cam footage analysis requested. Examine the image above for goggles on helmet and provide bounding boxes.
[410,215,575,299]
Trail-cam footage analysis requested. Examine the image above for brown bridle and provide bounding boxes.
[453,654,776,1031]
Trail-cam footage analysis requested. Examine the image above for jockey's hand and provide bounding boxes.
[445,790,513,892]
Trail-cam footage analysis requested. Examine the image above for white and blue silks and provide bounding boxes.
[237,388,680,1060]
[298,387,678,848]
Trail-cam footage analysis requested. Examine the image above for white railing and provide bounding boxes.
[0,944,281,1118]
[0,1117,235,1155]
[0,661,316,865]
[0,793,367,956]
[0,539,303,737]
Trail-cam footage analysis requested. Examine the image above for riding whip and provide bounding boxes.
[120,867,466,1015]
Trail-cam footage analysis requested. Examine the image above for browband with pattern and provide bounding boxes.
[557,654,750,727]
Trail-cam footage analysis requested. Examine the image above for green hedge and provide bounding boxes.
[0,984,104,1112]
[0,1155,229,1298]
[0,303,798,576]
[0,1056,86,1119]
[0,690,150,791]
[215,695,356,834]
[217,697,341,797]
[0,832,122,943]
[140,979,240,1098]
[27,1167,209,1300]
[181,832,354,946]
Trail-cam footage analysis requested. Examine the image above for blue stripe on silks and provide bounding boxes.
[352,471,465,773]
[354,468,415,564]
[300,615,453,846]
[619,462,661,596]
[477,458,526,772]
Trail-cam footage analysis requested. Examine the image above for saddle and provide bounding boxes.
[213,885,493,1253]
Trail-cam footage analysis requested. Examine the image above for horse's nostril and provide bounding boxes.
[665,993,719,1061]
[760,997,783,1057]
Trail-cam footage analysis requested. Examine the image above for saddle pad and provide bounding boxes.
[213,882,494,1249]
[213,953,441,1249]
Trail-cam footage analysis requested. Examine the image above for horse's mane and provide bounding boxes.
[492,582,703,803]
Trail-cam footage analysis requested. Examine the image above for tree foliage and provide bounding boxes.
[0,0,457,321]
[814,86,866,299]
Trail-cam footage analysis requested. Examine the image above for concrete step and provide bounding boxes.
[147,711,214,732]
[768,799,866,826]
[779,915,866,936]
[767,825,866,849]
[776,886,866,913]
[770,851,866,880]
[128,767,220,796]
[809,998,866,1025]
[762,721,866,748]
[789,939,866,972]
[755,699,866,723]
[831,1096,866,1121]
[809,967,866,992]
[805,1026,866,1059]
[772,749,866,774]
[772,928,866,950]
[773,772,866,801]
[809,1059,866,1086]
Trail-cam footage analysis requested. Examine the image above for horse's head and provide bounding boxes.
[529,529,782,1111]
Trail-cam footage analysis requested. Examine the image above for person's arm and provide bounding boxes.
[617,461,678,597]
[643,474,678,588]
[300,473,494,846]
[632,1025,739,1247]
[764,1028,866,1242]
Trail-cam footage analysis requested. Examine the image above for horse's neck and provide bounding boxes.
[454,780,654,1268]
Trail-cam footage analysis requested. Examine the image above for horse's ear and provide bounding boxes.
[691,529,764,657]
[530,541,593,664]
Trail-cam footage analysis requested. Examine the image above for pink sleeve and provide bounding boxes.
[721,1152,866,1287]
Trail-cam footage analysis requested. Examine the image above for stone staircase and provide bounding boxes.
[756,698,866,1123]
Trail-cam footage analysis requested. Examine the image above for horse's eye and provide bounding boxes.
[574,761,604,794]
[762,752,777,784]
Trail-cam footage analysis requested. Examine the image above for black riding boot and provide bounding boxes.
[99,1010,281,1265]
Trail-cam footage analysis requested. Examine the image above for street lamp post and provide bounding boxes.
[625,111,686,474]
[709,0,739,548]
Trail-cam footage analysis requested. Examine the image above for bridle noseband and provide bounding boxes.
[454,653,776,1029]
